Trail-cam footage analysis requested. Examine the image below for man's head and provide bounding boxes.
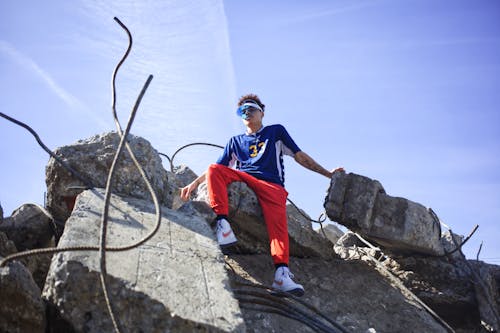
[237,94,265,111]
[236,94,265,124]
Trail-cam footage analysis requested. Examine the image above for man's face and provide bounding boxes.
[241,107,263,125]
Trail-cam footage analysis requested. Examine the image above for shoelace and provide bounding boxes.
[216,220,228,233]
[278,268,294,279]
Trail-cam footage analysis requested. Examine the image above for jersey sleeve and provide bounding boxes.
[216,138,237,167]
[278,125,301,156]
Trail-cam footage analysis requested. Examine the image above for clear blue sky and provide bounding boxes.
[1,1,499,263]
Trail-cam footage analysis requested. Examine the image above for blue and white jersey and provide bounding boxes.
[216,124,301,186]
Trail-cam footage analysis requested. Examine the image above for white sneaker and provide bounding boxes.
[272,266,305,296]
[215,218,237,247]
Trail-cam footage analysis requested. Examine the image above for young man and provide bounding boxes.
[180,94,343,296]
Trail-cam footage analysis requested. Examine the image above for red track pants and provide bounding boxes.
[206,163,289,265]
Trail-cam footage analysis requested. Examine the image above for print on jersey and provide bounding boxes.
[249,141,265,158]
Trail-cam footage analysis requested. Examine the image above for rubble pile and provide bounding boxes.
[1,132,498,332]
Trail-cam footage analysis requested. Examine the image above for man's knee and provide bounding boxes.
[207,164,234,181]
[208,163,224,175]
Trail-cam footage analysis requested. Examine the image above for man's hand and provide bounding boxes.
[180,183,196,201]
[179,172,206,202]
[331,167,345,175]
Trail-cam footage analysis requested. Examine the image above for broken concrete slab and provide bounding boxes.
[0,206,55,290]
[315,223,344,245]
[42,189,245,332]
[325,172,444,256]
[170,165,198,188]
[0,231,17,257]
[45,132,176,222]
[324,172,385,231]
[285,203,337,258]
[0,203,54,251]
[470,261,500,332]
[0,258,46,333]
[226,254,449,333]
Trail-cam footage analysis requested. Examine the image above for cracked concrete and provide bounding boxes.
[42,189,245,332]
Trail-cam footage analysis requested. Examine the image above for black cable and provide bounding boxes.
[1,17,159,333]
[234,289,341,333]
[224,260,349,333]
[234,280,349,333]
[0,112,94,189]
[168,142,224,172]
[240,304,322,332]
[158,153,172,168]
[444,224,479,256]
[98,17,158,333]
[98,73,154,333]
[111,17,133,132]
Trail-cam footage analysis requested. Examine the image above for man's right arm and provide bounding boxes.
[180,172,206,201]
[294,151,344,178]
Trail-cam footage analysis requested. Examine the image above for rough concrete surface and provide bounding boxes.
[0,259,46,333]
[225,254,449,333]
[325,171,444,256]
[42,189,245,332]
[45,132,176,222]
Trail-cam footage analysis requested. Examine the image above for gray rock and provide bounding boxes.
[316,223,344,245]
[226,254,448,333]
[333,229,500,330]
[325,172,444,256]
[168,165,199,210]
[372,195,443,254]
[0,231,17,257]
[193,181,335,259]
[0,258,46,333]
[45,132,176,222]
[286,204,336,258]
[440,230,465,261]
[0,203,54,251]
[325,172,385,230]
[42,189,245,332]
[0,204,55,289]
[171,164,198,188]
[470,261,500,332]
[383,254,483,329]
[0,237,53,291]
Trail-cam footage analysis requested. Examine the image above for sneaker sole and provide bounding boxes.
[288,288,305,297]
[219,241,238,248]
[270,288,305,297]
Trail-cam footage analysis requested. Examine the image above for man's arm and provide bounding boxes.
[294,151,344,178]
[180,172,206,201]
